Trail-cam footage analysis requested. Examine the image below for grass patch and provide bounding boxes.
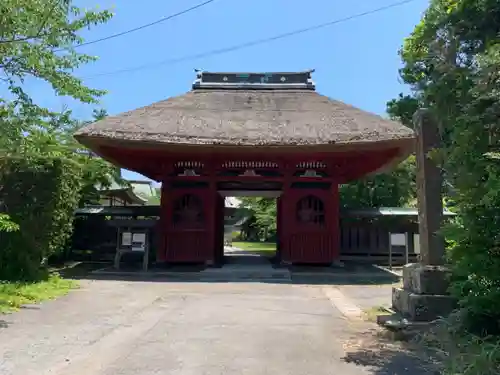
[231,241,276,257]
[363,305,391,322]
[232,241,276,252]
[0,274,78,313]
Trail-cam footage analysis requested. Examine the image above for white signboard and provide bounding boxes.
[122,232,132,246]
[413,234,420,254]
[131,233,146,252]
[390,233,407,247]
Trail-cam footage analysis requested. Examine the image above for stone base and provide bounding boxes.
[402,263,451,295]
[377,313,435,341]
[392,287,457,322]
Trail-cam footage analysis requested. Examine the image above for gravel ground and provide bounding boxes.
[0,278,429,375]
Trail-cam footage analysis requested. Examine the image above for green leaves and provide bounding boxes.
[239,197,277,240]
[0,0,112,104]
[0,214,20,232]
[0,156,83,281]
[0,1,118,279]
[392,0,500,335]
[340,156,416,209]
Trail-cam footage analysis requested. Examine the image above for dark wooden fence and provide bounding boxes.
[339,217,419,265]
[70,206,161,262]
[70,206,453,265]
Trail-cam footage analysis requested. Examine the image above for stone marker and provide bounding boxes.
[391,109,457,322]
[414,109,445,266]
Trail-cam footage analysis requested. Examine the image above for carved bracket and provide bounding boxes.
[300,169,321,178]
[178,169,199,177]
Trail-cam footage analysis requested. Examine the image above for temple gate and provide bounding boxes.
[75,70,415,266]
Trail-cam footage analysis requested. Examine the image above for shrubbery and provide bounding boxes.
[388,0,500,372]
[0,156,82,281]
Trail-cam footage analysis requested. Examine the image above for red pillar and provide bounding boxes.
[157,182,170,263]
[276,196,282,263]
[331,182,340,261]
[205,180,218,265]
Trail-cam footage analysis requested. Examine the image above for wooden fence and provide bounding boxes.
[339,217,419,265]
[70,206,452,265]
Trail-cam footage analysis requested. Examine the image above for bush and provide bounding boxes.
[420,312,500,375]
[0,156,82,281]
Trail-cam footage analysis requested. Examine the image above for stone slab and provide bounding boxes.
[402,263,451,295]
[413,109,446,266]
[392,287,457,322]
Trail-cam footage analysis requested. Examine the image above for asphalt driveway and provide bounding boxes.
[0,279,431,375]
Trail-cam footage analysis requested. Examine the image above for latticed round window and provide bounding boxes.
[172,194,204,227]
[296,195,325,226]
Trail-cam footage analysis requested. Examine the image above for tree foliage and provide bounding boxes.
[340,156,416,209]
[0,156,82,281]
[391,0,500,344]
[341,91,418,209]
[0,0,117,208]
[0,0,116,280]
[238,197,277,241]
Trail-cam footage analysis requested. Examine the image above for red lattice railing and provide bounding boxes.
[221,161,279,169]
[296,161,327,169]
[174,161,205,169]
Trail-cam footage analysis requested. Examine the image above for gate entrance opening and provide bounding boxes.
[221,192,279,266]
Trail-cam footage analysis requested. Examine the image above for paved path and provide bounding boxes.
[0,280,430,375]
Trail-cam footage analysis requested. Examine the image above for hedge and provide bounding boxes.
[0,156,82,281]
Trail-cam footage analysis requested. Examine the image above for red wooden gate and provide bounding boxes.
[165,188,213,263]
[281,187,338,264]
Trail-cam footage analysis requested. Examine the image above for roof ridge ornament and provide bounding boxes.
[192,70,316,90]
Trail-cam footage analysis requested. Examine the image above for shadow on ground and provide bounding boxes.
[342,327,440,375]
[57,260,400,286]
[0,320,10,329]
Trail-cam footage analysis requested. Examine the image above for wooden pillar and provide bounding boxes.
[276,196,282,263]
[206,160,218,265]
[279,159,294,264]
[330,182,340,262]
[214,193,225,266]
[157,181,170,263]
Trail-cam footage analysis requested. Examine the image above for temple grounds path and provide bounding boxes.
[0,279,432,375]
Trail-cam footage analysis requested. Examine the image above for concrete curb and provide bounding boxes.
[322,287,363,320]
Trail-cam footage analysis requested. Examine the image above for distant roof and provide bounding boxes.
[96,179,158,205]
[96,180,147,205]
[130,180,156,200]
[74,70,415,151]
[343,207,456,217]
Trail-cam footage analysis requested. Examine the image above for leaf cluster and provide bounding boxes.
[392,0,500,339]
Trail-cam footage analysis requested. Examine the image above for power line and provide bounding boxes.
[71,0,217,49]
[83,0,420,80]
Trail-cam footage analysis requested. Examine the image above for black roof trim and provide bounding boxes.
[192,70,316,90]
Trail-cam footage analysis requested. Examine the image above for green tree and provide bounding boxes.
[0,0,112,155]
[393,0,500,341]
[239,197,277,241]
[386,93,421,128]
[340,156,416,208]
[0,0,116,207]
[0,0,112,104]
[0,0,116,279]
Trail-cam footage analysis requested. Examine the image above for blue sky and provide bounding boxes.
[20,0,428,181]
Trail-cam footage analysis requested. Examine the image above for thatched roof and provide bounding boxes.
[75,71,414,150]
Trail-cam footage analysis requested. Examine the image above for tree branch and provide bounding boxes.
[0,1,59,44]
